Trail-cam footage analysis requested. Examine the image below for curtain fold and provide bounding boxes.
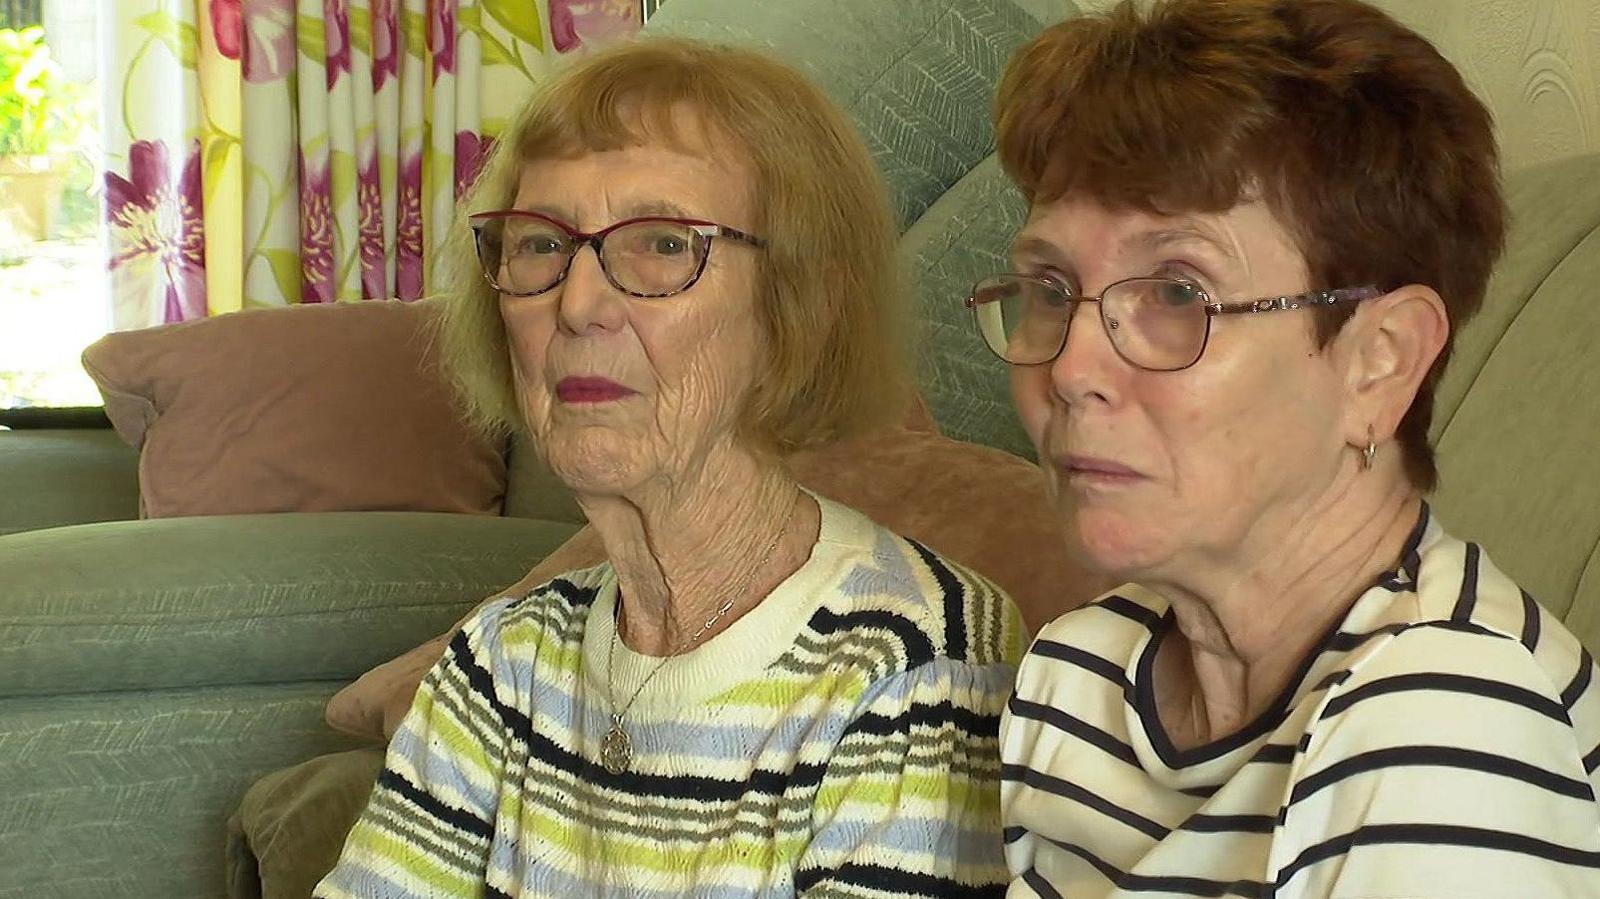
[103,0,642,329]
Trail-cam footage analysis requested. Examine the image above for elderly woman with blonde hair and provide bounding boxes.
[315,37,1021,899]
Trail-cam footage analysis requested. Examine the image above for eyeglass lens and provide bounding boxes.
[972,276,1210,371]
[478,216,710,297]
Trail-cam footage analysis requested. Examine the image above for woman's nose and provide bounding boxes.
[1049,300,1122,406]
[555,245,627,335]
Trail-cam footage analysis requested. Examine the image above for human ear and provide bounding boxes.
[1339,284,1449,446]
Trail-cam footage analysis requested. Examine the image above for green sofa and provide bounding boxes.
[3,0,1599,895]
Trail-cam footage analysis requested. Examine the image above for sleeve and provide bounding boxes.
[314,600,515,899]
[795,657,1016,899]
[1273,624,1600,899]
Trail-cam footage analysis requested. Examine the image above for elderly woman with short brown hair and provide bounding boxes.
[315,38,1021,899]
[984,1,1600,897]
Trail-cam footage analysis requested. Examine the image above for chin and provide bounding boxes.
[1056,499,1170,582]
[540,427,650,497]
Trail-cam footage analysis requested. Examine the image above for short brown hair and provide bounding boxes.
[439,38,906,454]
[995,0,1506,490]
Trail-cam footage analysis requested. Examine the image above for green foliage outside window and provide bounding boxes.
[0,25,84,158]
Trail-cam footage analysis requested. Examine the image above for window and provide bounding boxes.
[0,0,107,409]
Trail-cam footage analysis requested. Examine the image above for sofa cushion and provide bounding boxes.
[81,298,507,518]
[900,153,1034,458]
[0,512,578,699]
[0,682,365,899]
[648,0,1054,230]
[1431,153,1600,432]
[1429,156,1600,645]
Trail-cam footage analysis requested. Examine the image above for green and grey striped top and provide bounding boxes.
[316,495,1026,898]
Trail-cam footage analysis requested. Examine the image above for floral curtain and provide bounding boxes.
[102,0,643,329]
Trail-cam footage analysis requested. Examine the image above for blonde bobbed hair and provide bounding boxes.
[438,37,908,455]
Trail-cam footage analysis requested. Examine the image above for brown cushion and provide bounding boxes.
[225,748,384,899]
[789,424,1100,633]
[81,299,507,518]
[323,398,1107,741]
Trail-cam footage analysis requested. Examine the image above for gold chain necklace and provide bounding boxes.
[599,493,797,775]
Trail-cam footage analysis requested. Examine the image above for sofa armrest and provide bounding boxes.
[0,511,578,700]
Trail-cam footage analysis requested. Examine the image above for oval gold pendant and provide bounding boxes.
[601,719,632,775]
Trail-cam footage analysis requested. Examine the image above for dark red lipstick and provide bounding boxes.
[555,376,635,404]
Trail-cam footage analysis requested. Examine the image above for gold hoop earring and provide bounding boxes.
[1362,426,1377,471]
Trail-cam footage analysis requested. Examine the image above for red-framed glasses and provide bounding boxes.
[468,210,767,299]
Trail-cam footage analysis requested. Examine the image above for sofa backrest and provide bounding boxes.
[646,0,1055,230]
[1429,153,1600,648]
[900,155,1033,458]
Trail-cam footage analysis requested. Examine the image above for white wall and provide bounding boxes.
[1021,0,1600,173]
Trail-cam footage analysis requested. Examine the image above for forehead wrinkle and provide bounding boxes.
[503,200,697,226]
[623,200,694,219]
[509,202,572,222]
[1123,224,1239,262]
[1012,209,1241,262]
[1123,217,1261,292]
[1009,233,1072,269]
[513,145,750,228]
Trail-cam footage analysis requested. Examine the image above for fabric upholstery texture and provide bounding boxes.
[1427,154,1600,642]
[0,684,365,899]
[0,512,576,898]
[3,511,570,891]
[1,512,578,701]
[1430,153,1600,430]
[900,154,1034,458]
[0,429,139,536]
[81,298,507,518]
[649,0,1055,230]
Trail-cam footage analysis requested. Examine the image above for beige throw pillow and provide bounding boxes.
[82,299,507,518]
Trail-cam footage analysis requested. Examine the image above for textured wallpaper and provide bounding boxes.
[1022,0,1600,173]
[1378,0,1599,172]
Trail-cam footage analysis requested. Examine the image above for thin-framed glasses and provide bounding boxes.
[468,210,767,299]
[966,274,1382,372]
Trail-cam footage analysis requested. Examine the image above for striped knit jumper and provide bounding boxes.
[1001,505,1600,898]
[317,495,1025,898]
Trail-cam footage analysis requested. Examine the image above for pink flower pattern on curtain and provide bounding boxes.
[103,0,642,328]
[104,140,208,323]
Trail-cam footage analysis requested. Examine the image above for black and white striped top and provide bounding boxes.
[1000,507,1600,898]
